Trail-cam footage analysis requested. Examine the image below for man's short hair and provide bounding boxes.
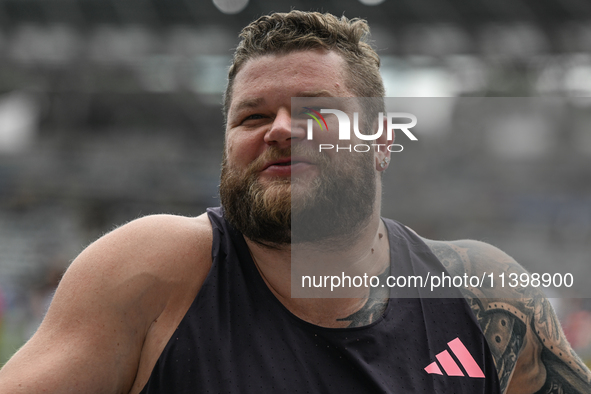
[223,10,385,119]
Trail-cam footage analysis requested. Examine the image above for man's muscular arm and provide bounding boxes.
[0,214,211,394]
[427,239,591,394]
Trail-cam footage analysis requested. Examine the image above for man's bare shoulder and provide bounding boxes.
[68,212,214,302]
[420,236,526,284]
[0,212,214,394]
[91,212,213,279]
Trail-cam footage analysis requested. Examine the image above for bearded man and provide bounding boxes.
[0,10,589,394]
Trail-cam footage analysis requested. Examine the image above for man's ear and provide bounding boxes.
[375,115,392,172]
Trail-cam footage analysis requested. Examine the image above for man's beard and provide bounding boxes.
[219,145,376,248]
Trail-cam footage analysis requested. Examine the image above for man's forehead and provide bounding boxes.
[233,49,346,86]
[232,90,337,111]
[228,51,349,113]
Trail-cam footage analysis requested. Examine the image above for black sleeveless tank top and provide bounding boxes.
[139,207,500,393]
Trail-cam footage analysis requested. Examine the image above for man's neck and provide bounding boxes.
[244,212,391,328]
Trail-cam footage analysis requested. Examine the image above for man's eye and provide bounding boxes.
[244,114,264,121]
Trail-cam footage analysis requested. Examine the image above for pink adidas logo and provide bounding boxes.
[424,337,485,378]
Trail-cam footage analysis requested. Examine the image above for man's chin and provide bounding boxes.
[257,174,320,208]
[258,179,290,204]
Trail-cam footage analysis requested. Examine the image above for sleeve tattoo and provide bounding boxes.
[427,240,591,394]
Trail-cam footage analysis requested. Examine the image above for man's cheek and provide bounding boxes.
[224,140,235,158]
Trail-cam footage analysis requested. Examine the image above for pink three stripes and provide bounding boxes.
[424,337,485,378]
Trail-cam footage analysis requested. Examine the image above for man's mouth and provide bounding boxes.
[264,158,297,169]
[271,157,291,165]
[261,157,314,173]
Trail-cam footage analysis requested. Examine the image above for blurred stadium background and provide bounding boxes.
[0,0,591,367]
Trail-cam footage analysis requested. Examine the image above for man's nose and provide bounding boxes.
[264,108,305,146]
